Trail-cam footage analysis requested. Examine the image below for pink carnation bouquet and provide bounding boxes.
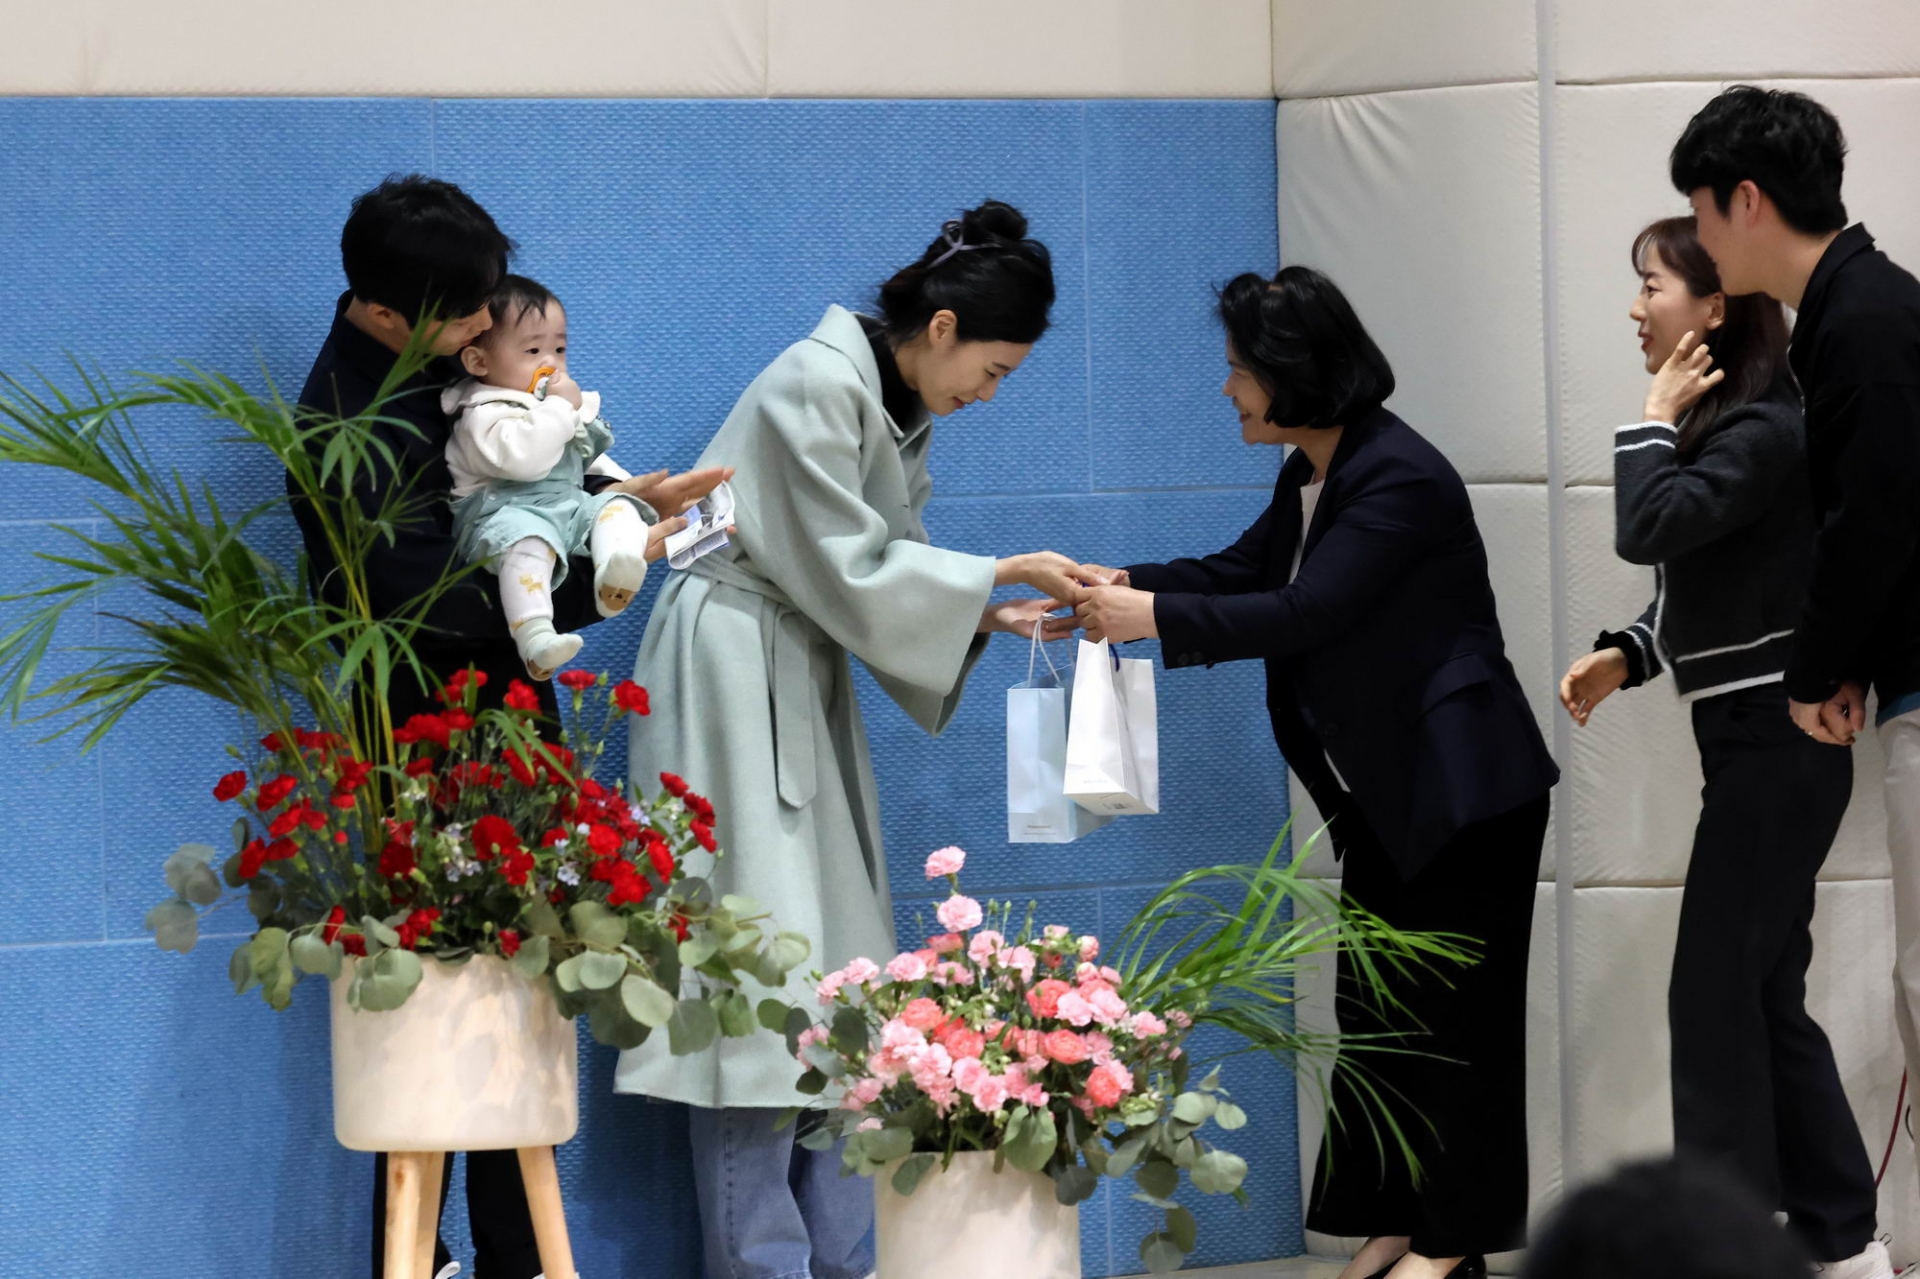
[784,846,1250,1274]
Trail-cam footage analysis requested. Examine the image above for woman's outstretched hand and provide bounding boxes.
[994,552,1125,603]
[979,597,1066,638]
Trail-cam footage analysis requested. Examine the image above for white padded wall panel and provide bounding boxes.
[1570,879,1907,1247]
[1566,886,1681,1179]
[1271,0,1535,98]
[1,1,85,92]
[1277,84,1546,484]
[1300,881,1562,1269]
[1806,881,1913,1271]
[1556,79,1920,484]
[1555,0,1920,85]
[1563,486,1702,885]
[79,0,768,96]
[1475,484,1555,741]
[766,0,1273,99]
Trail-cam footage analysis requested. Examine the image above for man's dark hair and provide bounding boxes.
[1669,85,1848,235]
[341,175,513,324]
[1217,265,1395,430]
[1521,1157,1811,1279]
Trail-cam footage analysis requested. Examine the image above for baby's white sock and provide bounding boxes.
[590,498,650,618]
[498,539,582,679]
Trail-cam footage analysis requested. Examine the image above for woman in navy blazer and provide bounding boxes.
[1063,268,1559,1279]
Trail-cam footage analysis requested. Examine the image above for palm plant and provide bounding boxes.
[1113,824,1479,1177]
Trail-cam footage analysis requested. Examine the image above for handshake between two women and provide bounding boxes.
[975,552,1157,646]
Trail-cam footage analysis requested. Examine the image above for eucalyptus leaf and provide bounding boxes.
[892,1152,936,1197]
[1166,1205,1198,1254]
[1171,1092,1217,1126]
[757,998,795,1034]
[1107,1135,1148,1178]
[678,935,719,967]
[620,974,677,1028]
[572,901,628,950]
[588,999,651,1051]
[578,950,627,991]
[289,933,338,976]
[165,844,223,905]
[1004,1106,1058,1173]
[1213,1102,1248,1131]
[714,990,756,1038]
[667,997,719,1055]
[163,843,217,892]
[553,953,586,994]
[769,930,811,974]
[231,816,251,855]
[146,899,199,954]
[508,932,551,979]
[365,916,401,949]
[229,941,257,994]
[796,1067,828,1096]
[1190,1149,1248,1196]
[221,850,246,889]
[830,1005,869,1054]
[525,897,565,939]
[1135,1158,1179,1201]
[719,894,761,916]
[372,946,423,993]
[1140,1234,1185,1275]
[249,927,290,979]
[356,973,409,1011]
[1052,1164,1100,1206]
[863,1125,913,1164]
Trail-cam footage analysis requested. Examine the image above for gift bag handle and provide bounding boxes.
[1027,610,1066,685]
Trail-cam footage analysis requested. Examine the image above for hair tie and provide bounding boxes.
[926,219,982,270]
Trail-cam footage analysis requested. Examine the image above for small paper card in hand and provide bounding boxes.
[665,480,736,571]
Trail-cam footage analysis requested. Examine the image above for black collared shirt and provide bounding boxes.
[1782,225,1920,704]
[291,294,602,710]
[856,313,921,430]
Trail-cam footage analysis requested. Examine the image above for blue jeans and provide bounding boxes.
[688,1105,875,1279]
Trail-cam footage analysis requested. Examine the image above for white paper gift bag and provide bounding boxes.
[1007,626,1113,843]
[1063,638,1160,816]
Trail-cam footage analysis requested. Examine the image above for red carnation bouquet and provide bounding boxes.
[150,667,809,1053]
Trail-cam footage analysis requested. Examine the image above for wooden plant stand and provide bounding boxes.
[380,1147,577,1279]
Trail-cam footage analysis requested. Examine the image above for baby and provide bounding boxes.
[444,274,658,678]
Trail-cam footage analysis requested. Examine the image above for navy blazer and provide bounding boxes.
[1126,408,1558,878]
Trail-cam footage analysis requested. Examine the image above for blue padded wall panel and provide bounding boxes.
[0,522,103,944]
[0,99,433,519]
[0,941,364,1273]
[1085,102,1282,492]
[0,96,1283,1279]
[431,100,1093,499]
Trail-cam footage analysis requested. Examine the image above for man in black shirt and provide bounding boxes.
[296,174,556,1279]
[1670,86,1917,1279]
[298,176,725,1279]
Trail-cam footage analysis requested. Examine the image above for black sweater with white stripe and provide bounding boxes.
[1597,390,1813,701]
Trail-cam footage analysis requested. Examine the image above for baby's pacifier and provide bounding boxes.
[527,365,558,400]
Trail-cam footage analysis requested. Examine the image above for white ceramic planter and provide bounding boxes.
[875,1151,1082,1279]
[330,954,578,1152]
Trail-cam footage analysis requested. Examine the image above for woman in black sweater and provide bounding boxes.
[1559,217,1882,1273]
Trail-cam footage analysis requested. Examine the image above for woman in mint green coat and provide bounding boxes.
[619,202,1107,1279]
